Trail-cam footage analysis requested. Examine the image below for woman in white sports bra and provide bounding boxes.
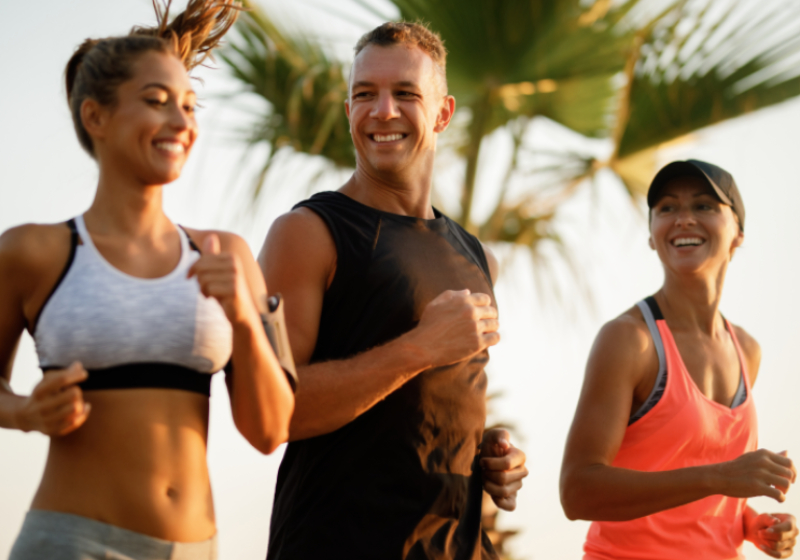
[0,2,294,559]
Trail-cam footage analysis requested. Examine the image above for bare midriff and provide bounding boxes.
[30,387,215,543]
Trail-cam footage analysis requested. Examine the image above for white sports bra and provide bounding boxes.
[32,216,232,395]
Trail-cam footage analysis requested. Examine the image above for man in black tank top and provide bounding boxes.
[259,22,528,560]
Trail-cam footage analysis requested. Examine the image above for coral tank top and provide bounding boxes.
[583,297,758,560]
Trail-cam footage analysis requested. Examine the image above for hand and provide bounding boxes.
[16,362,91,436]
[715,449,796,502]
[408,290,499,368]
[480,428,528,511]
[188,234,255,326]
[747,513,797,558]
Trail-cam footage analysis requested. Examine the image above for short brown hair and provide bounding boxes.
[65,0,240,156]
[354,22,448,91]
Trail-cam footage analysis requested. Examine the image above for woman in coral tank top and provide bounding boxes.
[560,160,797,559]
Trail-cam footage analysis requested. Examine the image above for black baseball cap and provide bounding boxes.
[647,159,745,231]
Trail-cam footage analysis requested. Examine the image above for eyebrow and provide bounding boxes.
[140,83,196,96]
[351,80,421,90]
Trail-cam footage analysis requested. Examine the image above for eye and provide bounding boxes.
[183,103,196,114]
[146,98,167,107]
[396,91,417,98]
[352,91,371,99]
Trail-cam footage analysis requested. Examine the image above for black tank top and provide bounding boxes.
[267,192,498,560]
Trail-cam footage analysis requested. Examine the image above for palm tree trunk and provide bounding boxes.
[459,91,493,231]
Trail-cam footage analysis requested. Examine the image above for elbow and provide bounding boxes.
[560,469,592,521]
[247,423,290,455]
[238,408,293,455]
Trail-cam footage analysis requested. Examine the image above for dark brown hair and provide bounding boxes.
[65,0,240,156]
[354,22,447,91]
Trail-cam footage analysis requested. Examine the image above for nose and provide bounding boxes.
[168,102,193,132]
[370,91,400,120]
[674,206,697,227]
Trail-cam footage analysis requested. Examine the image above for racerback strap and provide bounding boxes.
[629,297,668,424]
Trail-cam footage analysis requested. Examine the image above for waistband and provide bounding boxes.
[17,509,217,560]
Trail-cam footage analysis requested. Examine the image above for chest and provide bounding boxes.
[671,330,743,407]
[366,219,494,321]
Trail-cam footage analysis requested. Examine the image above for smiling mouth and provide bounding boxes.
[153,141,185,154]
[369,133,407,143]
[671,237,705,247]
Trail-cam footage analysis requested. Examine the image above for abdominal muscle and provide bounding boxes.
[30,387,216,543]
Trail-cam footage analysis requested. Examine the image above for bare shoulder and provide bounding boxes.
[595,305,653,355]
[480,242,499,284]
[587,305,657,386]
[730,323,762,383]
[0,222,72,279]
[268,207,334,247]
[260,207,336,275]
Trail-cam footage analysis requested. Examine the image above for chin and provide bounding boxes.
[369,156,410,175]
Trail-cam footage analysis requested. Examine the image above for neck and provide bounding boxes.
[340,158,436,219]
[656,262,729,336]
[83,161,172,238]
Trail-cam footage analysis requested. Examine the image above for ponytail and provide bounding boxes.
[65,1,241,156]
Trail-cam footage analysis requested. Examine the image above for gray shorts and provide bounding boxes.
[9,509,217,560]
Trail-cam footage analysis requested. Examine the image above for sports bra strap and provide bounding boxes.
[630,297,668,424]
[29,219,81,335]
[177,225,201,253]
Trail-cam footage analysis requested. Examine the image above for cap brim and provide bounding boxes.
[647,161,732,207]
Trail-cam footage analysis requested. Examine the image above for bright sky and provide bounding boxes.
[2,1,800,559]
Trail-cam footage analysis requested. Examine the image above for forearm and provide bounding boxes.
[229,317,295,454]
[289,332,431,441]
[561,463,718,521]
[0,380,24,430]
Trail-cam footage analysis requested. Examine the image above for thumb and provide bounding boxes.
[484,428,511,456]
[203,233,221,255]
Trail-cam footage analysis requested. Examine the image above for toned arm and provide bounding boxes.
[187,229,294,454]
[560,313,794,521]
[0,224,91,435]
[259,209,500,442]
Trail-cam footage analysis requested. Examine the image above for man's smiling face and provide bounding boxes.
[346,43,453,179]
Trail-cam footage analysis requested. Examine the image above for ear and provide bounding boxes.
[729,228,744,258]
[648,236,655,251]
[80,98,110,142]
[344,98,351,120]
[433,95,455,133]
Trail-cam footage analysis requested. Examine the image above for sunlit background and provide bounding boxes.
[2,1,800,558]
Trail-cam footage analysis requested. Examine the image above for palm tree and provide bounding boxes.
[220,0,800,261]
[220,2,800,556]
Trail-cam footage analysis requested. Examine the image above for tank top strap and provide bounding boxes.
[293,191,381,273]
[629,296,668,424]
[724,317,751,408]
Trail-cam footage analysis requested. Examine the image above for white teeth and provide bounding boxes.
[372,134,404,143]
[154,142,184,153]
[673,237,703,247]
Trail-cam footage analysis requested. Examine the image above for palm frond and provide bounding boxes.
[220,1,354,195]
[617,0,800,159]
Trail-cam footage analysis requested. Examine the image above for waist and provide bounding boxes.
[42,362,216,396]
[15,510,217,559]
[31,388,214,541]
[585,496,746,560]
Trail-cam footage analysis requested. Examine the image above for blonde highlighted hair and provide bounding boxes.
[65,0,241,156]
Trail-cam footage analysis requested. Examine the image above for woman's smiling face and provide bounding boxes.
[87,50,198,186]
[649,175,744,274]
